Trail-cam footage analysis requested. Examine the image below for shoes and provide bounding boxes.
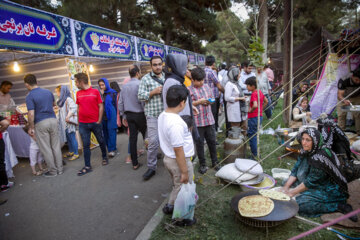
[198,165,208,174]
[125,156,132,164]
[162,204,174,215]
[212,162,221,171]
[338,203,358,222]
[174,217,197,227]
[108,151,118,158]
[69,154,79,161]
[143,169,156,181]
[217,128,223,133]
[58,171,64,175]
[43,172,57,178]
[0,181,14,192]
[0,198,7,205]
[63,152,74,158]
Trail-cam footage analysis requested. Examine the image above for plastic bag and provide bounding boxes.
[172,182,198,220]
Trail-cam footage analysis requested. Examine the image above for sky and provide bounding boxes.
[230,2,250,20]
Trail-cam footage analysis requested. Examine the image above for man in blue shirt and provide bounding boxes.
[24,74,63,177]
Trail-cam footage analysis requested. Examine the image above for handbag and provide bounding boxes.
[65,100,78,125]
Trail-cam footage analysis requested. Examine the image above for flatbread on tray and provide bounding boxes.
[238,195,274,217]
[259,189,290,201]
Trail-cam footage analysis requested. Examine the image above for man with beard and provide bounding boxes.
[138,56,165,180]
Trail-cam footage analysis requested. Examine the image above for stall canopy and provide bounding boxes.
[310,28,360,119]
[269,28,335,86]
[0,0,206,63]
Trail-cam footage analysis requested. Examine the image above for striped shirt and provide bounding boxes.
[138,71,165,118]
[204,66,220,98]
[188,84,215,127]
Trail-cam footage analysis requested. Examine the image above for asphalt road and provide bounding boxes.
[0,132,171,240]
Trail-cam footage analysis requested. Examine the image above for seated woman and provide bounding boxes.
[290,97,314,129]
[281,128,357,222]
[224,66,247,133]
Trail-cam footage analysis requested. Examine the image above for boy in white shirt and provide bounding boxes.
[158,85,196,226]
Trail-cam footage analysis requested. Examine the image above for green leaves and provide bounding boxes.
[247,36,265,67]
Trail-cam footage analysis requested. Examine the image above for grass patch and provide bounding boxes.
[150,99,359,240]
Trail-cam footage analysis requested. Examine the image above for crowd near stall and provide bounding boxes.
[0,0,360,238]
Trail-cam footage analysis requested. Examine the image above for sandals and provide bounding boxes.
[133,163,142,170]
[77,167,92,176]
[102,159,109,166]
[63,152,74,158]
[32,171,42,176]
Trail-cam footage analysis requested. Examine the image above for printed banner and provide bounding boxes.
[310,54,360,119]
[137,38,165,61]
[0,1,73,55]
[167,46,185,55]
[187,51,196,65]
[75,21,136,60]
[197,54,205,65]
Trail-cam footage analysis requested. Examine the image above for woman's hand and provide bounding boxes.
[236,97,245,101]
[278,187,290,194]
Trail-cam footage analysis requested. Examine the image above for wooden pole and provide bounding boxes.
[283,0,291,126]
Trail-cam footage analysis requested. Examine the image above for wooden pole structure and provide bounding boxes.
[282,0,292,125]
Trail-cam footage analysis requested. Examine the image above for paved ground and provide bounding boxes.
[0,133,171,240]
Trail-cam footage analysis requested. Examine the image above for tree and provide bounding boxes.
[206,10,250,64]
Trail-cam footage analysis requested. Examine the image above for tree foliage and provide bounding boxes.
[206,10,250,64]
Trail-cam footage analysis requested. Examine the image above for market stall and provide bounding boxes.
[0,0,206,175]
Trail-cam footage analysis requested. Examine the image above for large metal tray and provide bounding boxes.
[230,190,299,222]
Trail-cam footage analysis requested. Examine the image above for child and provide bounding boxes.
[245,77,268,158]
[158,85,196,226]
[188,68,219,174]
[23,125,45,176]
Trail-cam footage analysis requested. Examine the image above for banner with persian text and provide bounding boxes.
[197,54,205,65]
[167,46,185,55]
[137,38,165,61]
[75,21,136,60]
[186,51,196,65]
[310,53,360,119]
[0,1,74,55]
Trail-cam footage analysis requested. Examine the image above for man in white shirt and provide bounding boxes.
[239,62,255,95]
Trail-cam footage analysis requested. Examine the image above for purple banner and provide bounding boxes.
[310,54,360,119]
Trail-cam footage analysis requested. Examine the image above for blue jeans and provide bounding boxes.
[264,94,273,119]
[65,129,78,155]
[79,122,108,168]
[102,120,117,152]
[248,117,263,157]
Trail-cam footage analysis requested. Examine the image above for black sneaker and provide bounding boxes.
[162,204,174,215]
[212,163,221,171]
[338,203,358,222]
[174,217,197,227]
[43,172,57,178]
[198,165,208,174]
[143,169,156,181]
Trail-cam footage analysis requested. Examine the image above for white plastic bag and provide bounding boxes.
[172,182,198,220]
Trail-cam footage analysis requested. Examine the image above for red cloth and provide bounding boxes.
[76,87,103,123]
[248,90,264,118]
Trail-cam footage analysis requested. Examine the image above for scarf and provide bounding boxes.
[57,85,72,108]
[100,78,117,119]
[317,117,351,159]
[164,53,200,142]
[300,128,348,192]
[227,66,248,113]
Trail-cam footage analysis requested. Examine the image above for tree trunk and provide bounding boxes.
[165,29,172,45]
[259,0,268,63]
[276,19,282,53]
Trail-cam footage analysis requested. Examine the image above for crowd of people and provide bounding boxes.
[0,53,359,225]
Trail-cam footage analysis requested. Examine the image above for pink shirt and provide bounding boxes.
[264,68,274,82]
